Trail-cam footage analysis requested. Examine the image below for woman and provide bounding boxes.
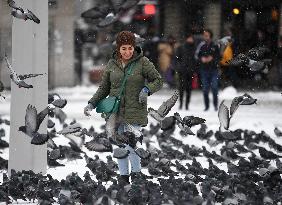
[83,31,163,185]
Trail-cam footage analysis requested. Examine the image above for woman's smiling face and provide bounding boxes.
[119,44,134,61]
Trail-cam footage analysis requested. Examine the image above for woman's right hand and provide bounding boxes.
[84,103,94,117]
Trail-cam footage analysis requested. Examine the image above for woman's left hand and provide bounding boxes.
[138,87,149,104]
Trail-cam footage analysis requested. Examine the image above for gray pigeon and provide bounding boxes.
[134,148,151,159]
[18,104,49,145]
[8,0,40,24]
[113,147,130,159]
[5,55,46,88]
[57,123,85,135]
[49,93,67,108]
[148,90,179,122]
[274,127,282,137]
[240,93,257,105]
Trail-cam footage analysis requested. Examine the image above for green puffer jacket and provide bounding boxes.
[88,46,163,126]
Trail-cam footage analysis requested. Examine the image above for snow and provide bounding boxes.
[1,85,282,204]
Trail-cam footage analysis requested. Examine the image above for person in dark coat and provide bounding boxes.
[195,29,220,111]
[175,33,196,110]
[277,36,282,88]
[84,31,163,185]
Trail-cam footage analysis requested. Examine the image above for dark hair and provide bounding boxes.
[186,32,193,38]
[116,31,136,50]
[203,29,213,39]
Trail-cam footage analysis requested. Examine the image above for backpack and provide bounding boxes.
[220,43,233,66]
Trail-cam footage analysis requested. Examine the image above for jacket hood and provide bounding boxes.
[111,46,143,65]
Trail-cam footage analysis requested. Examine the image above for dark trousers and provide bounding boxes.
[178,72,192,109]
[199,68,219,109]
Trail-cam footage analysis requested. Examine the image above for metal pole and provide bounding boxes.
[8,0,48,175]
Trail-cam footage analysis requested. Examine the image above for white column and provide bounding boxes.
[8,0,48,175]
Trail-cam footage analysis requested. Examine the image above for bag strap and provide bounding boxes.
[117,62,136,99]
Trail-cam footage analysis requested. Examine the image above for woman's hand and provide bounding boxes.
[84,103,94,117]
[139,87,150,104]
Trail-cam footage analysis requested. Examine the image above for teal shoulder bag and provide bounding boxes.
[96,62,136,116]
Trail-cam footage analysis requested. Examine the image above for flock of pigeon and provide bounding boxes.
[0,89,282,204]
[217,36,272,73]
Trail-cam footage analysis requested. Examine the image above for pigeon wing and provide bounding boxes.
[36,107,49,130]
[97,12,119,28]
[230,96,243,118]
[64,133,85,148]
[157,90,179,117]
[4,55,20,82]
[81,7,105,19]
[25,104,38,133]
[26,10,40,24]
[7,0,24,13]
[18,73,45,80]
[119,0,140,11]
[218,101,230,130]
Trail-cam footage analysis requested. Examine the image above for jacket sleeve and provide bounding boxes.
[142,57,163,95]
[88,62,111,107]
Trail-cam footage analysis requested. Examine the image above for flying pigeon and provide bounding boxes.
[19,104,49,145]
[5,55,46,88]
[8,0,40,24]
[81,0,141,28]
[148,90,179,122]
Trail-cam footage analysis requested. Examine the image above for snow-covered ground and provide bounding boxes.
[0,85,282,204]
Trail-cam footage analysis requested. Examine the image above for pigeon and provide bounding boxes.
[0,81,5,99]
[240,93,257,105]
[48,93,67,108]
[57,123,86,135]
[134,148,151,159]
[85,137,113,152]
[182,115,206,127]
[148,90,179,122]
[227,46,271,72]
[81,0,141,28]
[5,55,46,88]
[259,147,282,159]
[113,147,130,159]
[8,0,40,24]
[274,127,282,137]
[19,104,49,145]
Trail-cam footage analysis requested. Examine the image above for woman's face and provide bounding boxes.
[119,45,134,61]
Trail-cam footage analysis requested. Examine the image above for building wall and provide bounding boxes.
[162,0,184,39]
[0,1,12,87]
[48,0,75,88]
[203,2,221,40]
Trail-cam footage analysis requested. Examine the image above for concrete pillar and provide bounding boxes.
[203,2,221,40]
[49,0,75,88]
[8,0,48,175]
[163,0,183,39]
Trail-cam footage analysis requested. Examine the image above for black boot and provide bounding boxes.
[118,175,130,186]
